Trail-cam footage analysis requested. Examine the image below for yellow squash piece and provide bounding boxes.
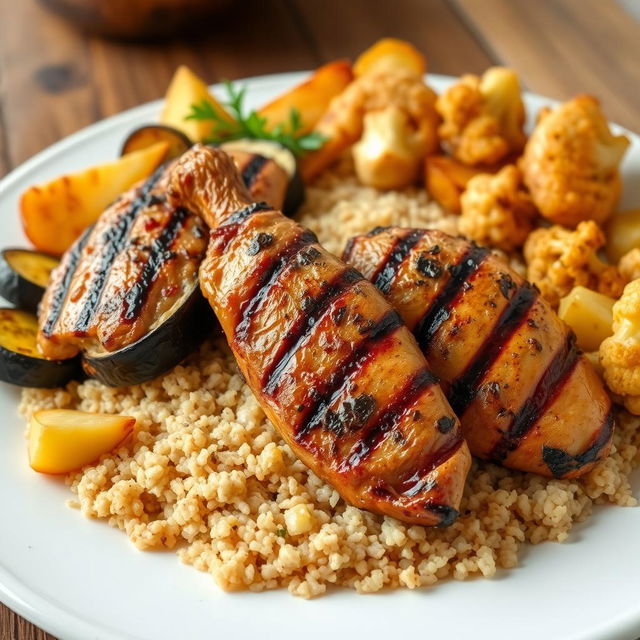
[558,286,615,352]
[354,38,426,77]
[606,208,640,263]
[258,60,353,135]
[20,142,169,256]
[424,155,488,212]
[28,409,135,475]
[160,65,235,142]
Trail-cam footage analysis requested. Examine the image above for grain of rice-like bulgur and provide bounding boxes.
[19,159,640,598]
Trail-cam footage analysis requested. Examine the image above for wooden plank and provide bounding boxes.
[0,0,98,167]
[0,609,55,640]
[289,0,496,75]
[451,0,640,130]
[72,0,318,120]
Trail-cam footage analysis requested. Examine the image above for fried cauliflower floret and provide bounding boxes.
[303,69,439,185]
[524,220,626,308]
[458,165,536,251]
[520,95,629,227]
[618,248,640,282]
[436,67,525,166]
[600,280,640,414]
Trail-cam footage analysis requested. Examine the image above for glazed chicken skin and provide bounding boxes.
[168,145,471,526]
[38,162,208,360]
[344,227,613,478]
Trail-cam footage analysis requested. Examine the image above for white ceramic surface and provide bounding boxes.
[1,73,639,640]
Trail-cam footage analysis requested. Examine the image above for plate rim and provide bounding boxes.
[0,70,639,640]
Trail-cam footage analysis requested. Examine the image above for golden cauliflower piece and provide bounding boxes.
[618,248,640,283]
[524,220,626,308]
[520,95,629,227]
[459,165,537,251]
[600,279,640,414]
[302,69,439,185]
[436,67,526,166]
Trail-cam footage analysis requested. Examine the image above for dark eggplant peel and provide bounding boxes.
[37,162,213,387]
[343,227,613,479]
[165,145,471,527]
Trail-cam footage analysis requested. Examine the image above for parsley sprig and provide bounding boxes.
[186,81,326,157]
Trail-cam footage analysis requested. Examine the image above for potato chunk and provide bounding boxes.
[558,286,615,352]
[605,208,640,263]
[354,38,426,77]
[28,409,135,474]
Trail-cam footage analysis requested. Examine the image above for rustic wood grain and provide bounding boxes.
[451,0,640,130]
[290,0,496,74]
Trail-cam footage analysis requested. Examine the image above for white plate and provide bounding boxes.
[1,72,640,640]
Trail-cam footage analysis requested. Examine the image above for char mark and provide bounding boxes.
[73,166,166,333]
[542,410,614,478]
[234,229,318,343]
[413,245,489,351]
[426,504,460,527]
[262,267,364,395]
[339,367,439,471]
[240,155,269,189]
[373,229,426,295]
[120,207,189,323]
[366,226,390,237]
[489,332,580,462]
[224,201,272,227]
[342,237,356,263]
[296,310,403,439]
[41,226,92,337]
[448,283,539,415]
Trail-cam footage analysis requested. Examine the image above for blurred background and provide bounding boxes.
[0,0,639,179]
[0,0,639,637]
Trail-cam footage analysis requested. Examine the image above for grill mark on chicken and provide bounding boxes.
[448,283,539,415]
[240,155,269,188]
[73,166,166,334]
[234,229,318,344]
[41,226,92,337]
[296,310,404,439]
[489,332,580,462]
[542,410,614,478]
[414,245,489,350]
[373,229,426,294]
[120,207,189,323]
[224,201,273,227]
[262,267,364,395]
[339,367,439,471]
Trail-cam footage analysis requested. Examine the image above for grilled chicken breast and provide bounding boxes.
[167,145,471,526]
[38,162,208,360]
[344,227,613,479]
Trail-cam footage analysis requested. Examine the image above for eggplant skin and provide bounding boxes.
[0,345,80,388]
[0,249,58,314]
[81,285,214,387]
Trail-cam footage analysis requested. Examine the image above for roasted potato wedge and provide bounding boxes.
[20,142,169,256]
[425,155,487,212]
[160,65,235,142]
[354,38,426,77]
[605,208,640,263]
[258,60,353,135]
[558,286,614,352]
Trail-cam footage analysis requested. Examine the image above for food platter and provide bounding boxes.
[1,72,639,640]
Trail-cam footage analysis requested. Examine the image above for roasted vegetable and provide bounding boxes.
[28,409,135,474]
[520,95,629,227]
[605,208,640,263]
[0,249,59,313]
[121,125,192,159]
[354,38,426,77]
[344,227,613,479]
[0,309,79,388]
[221,139,304,215]
[168,145,471,527]
[424,156,488,213]
[258,60,354,135]
[20,141,169,256]
[160,65,235,142]
[82,283,213,387]
[558,286,614,352]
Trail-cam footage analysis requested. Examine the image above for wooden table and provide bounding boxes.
[0,0,638,637]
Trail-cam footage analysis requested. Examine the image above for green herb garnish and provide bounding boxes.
[275,527,287,538]
[186,81,326,157]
